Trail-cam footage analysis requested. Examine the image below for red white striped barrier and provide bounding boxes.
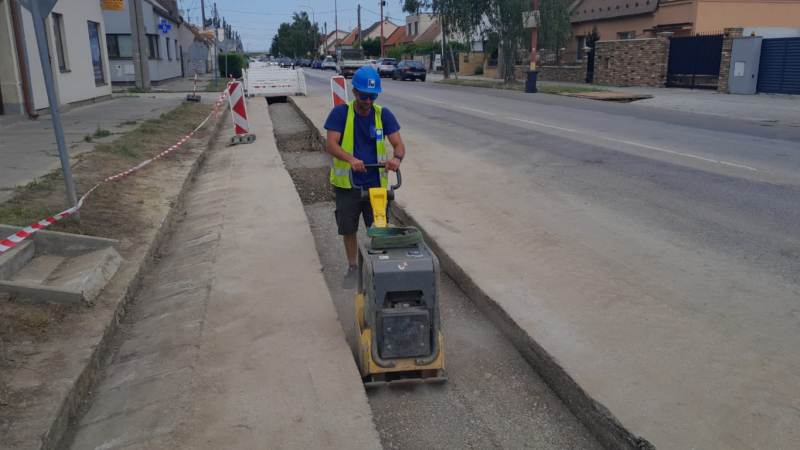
[0,88,231,255]
[331,76,348,107]
[228,81,256,145]
[186,69,201,102]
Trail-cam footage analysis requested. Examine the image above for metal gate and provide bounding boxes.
[757,37,800,95]
[666,33,724,89]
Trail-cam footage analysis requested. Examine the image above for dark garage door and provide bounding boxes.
[757,37,800,95]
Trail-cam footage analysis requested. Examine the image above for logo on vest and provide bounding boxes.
[375,128,383,141]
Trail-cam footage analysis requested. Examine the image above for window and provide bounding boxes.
[52,13,68,71]
[147,35,160,59]
[87,21,105,85]
[577,37,587,61]
[414,22,418,35]
[106,34,133,58]
[166,37,171,59]
[618,31,636,40]
[175,41,179,60]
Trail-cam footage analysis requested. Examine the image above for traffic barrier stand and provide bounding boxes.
[0,88,231,256]
[227,81,255,145]
[331,76,347,107]
[186,69,201,102]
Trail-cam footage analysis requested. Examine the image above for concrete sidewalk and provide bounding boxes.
[68,98,381,449]
[429,73,800,125]
[0,94,219,204]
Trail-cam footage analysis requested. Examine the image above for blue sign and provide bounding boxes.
[157,19,172,34]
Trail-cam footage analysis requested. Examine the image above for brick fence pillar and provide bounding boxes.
[656,32,674,87]
[718,27,744,93]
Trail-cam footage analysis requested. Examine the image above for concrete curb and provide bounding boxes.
[41,105,230,450]
[286,96,654,450]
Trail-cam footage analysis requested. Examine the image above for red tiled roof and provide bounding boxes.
[341,28,360,45]
[415,21,441,44]
[400,34,418,44]
[384,27,406,47]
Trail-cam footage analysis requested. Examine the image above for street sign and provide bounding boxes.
[157,19,172,34]
[102,0,124,10]
[523,11,539,28]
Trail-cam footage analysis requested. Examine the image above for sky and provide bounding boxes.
[178,0,415,52]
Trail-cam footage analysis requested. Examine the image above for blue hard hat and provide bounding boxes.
[352,66,382,94]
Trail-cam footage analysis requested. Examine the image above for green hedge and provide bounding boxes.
[217,53,245,79]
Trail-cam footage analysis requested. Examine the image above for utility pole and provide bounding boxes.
[300,6,315,58]
[130,0,150,90]
[324,22,328,55]
[334,0,338,53]
[21,0,78,218]
[531,0,539,70]
[201,0,206,28]
[441,15,448,78]
[214,3,218,87]
[380,1,384,57]
[357,5,361,51]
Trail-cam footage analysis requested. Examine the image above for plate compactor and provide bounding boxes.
[353,164,446,387]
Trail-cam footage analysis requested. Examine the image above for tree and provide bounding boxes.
[269,12,320,58]
[538,0,571,54]
[362,37,382,57]
[584,25,600,51]
[402,0,530,82]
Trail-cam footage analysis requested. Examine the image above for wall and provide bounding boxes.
[537,65,587,83]
[364,20,399,40]
[743,27,800,38]
[103,0,182,84]
[696,0,800,33]
[405,13,436,37]
[20,0,112,110]
[592,33,671,87]
[458,51,486,75]
[0,0,23,115]
[717,27,744,92]
[570,0,697,53]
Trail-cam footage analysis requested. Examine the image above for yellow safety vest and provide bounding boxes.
[330,101,389,189]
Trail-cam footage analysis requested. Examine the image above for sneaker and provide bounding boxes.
[343,264,358,289]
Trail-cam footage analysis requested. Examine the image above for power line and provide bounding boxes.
[216,7,356,16]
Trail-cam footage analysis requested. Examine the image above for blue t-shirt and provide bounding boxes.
[324,104,401,187]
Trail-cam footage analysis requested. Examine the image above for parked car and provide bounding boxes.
[375,58,398,77]
[301,59,311,67]
[315,59,323,69]
[322,57,337,70]
[392,60,427,81]
[280,57,294,68]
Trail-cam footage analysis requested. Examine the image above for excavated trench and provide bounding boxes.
[267,97,604,450]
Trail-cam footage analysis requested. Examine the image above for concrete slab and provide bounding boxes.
[0,227,122,305]
[0,240,35,279]
[67,97,382,449]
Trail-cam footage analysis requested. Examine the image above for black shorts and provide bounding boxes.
[335,187,377,235]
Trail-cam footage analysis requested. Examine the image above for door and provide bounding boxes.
[757,37,800,95]
[666,33,724,89]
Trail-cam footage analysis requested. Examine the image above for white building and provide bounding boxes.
[103,0,183,85]
[0,0,112,117]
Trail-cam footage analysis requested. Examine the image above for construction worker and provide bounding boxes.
[325,66,406,288]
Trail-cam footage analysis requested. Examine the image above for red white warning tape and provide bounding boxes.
[0,88,232,255]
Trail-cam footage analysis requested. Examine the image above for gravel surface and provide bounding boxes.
[304,203,603,450]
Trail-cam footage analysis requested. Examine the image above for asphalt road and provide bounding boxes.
[301,68,800,448]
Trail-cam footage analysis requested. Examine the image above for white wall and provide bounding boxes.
[744,27,800,39]
[20,0,111,110]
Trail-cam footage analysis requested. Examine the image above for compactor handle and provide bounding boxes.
[362,163,402,191]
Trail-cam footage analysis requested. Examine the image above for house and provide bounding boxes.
[338,28,359,50]
[103,0,183,85]
[403,13,438,43]
[0,0,112,117]
[361,20,400,41]
[383,27,406,50]
[568,0,800,59]
[318,30,348,55]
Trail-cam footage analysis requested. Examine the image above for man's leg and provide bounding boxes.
[343,234,358,266]
[335,187,362,288]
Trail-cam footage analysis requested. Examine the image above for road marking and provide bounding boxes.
[405,93,767,173]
